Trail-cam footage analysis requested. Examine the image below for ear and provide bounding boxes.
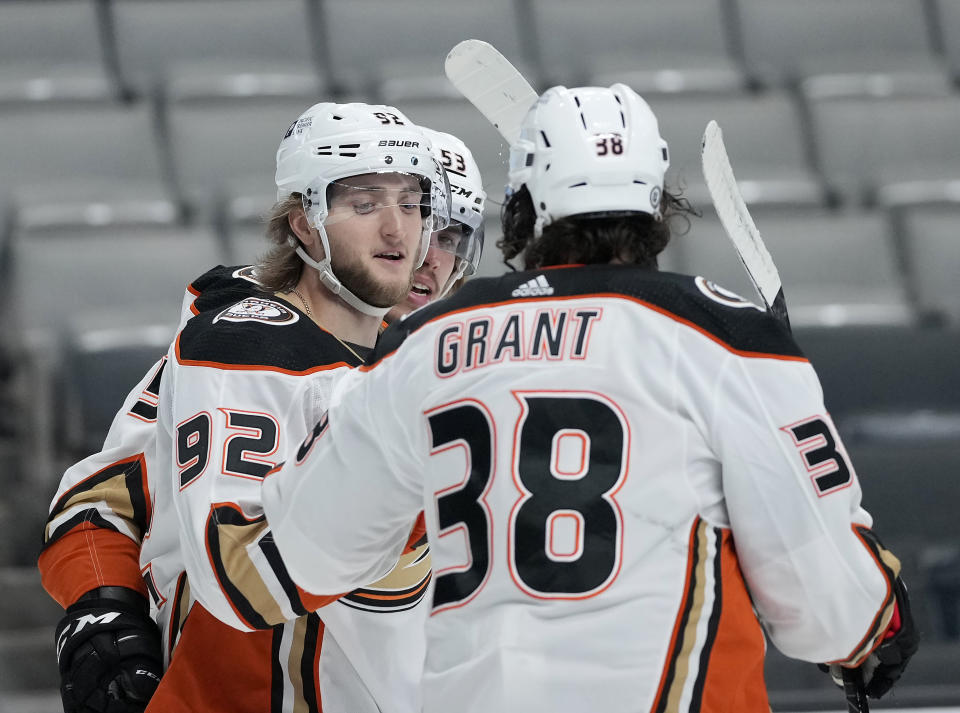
[288,204,317,249]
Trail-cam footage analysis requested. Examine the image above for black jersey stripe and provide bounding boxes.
[43,510,122,549]
[270,624,284,713]
[258,534,311,618]
[43,454,151,546]
[300,614,323,713]
[167,572,189,659]
[205,505,271,630]
[689,528,724,712]
[651,518,704,713]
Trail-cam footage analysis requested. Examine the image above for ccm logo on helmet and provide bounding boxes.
[379,139,420,148]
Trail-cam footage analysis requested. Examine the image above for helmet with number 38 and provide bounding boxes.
[507,84,669,233]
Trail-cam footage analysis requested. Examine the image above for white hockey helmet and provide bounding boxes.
[420,127,487,295]
[507,84,669,235]
[275,101,451,316]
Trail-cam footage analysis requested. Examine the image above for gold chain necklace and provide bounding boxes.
[288,286,365,363]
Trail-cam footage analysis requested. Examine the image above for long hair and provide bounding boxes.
[498,186,696,270]
[254,193,305,292]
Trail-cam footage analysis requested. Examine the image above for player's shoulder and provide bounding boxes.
[620,268,804,359]
[187,264,264,314]
[374,264,803,362]
[176,294,362,372]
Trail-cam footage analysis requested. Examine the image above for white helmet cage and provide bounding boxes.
[507,84,670,236]
[275,102,452,316]
[420,127,487,296]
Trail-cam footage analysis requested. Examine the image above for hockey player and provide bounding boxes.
[40,104,487,713]
[387,128,486,323]
[261,84,919,713]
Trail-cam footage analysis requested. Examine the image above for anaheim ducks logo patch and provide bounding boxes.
[213,298,299,325]
[695,276,761,311]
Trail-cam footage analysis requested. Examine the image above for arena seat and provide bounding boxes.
[109,0,322,96]
[530,0,747,95]
[323,0,527,101]
[734,0,947,91]
[647,90,829,212]
[0,98,173,215]
[61,324,175,457]
[0,0,115,103]
[807,93,960,206]
[898,204,960,325]
[164,92,319,219]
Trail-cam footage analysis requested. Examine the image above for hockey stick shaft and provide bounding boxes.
[701,120,790,328]
[842,668,870,713]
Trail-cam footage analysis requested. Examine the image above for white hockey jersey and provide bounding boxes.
[41,265,431,713]
[263,264,902,713]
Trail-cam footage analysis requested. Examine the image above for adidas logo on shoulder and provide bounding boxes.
[511,275,554,297]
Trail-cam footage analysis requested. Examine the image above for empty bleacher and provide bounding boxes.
[1,1,958,710]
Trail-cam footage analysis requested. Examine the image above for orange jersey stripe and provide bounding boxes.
[697,529,768,712]
[38,526,147,607]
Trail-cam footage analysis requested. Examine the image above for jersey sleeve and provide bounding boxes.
[696,341,899,665]
[39,358,166,607]
[160,355,343,632]
[263,359,425,597]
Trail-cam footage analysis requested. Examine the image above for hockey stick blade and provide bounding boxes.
[701,120,790,328]
[444,39,538,144]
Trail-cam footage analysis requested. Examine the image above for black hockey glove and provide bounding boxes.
[55,587,163,713]
[819,575,919,699]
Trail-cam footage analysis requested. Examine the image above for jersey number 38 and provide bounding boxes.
[427,391,628,613]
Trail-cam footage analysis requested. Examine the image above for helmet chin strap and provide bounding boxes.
[436,257,468,299]
[294,225,391,318]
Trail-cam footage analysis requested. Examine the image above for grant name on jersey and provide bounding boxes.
[434,307,602,378]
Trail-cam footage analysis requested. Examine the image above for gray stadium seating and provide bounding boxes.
[671,208,916,327]
[0,0,115,104]
[221,214,272,268]
[934,0,960,83]
[62,324,175,457]
[734,0,948,92]
[323,0,527,101]
[530,0,747,94]
[6,222,224,498]
[0,98,172,212]
[647,91,828,212]
[899,205,960,325]
[109,0,321,96]
[808,93,960,207]
[164,93,320,219]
